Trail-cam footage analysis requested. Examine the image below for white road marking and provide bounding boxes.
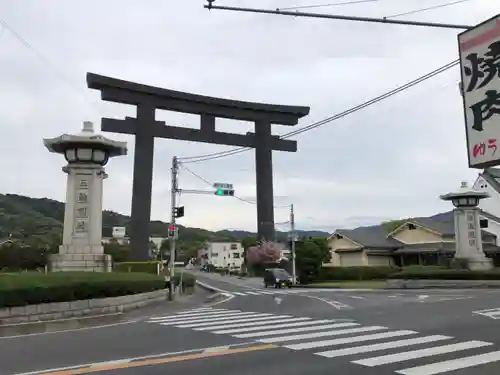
[233,322,359,338]
[158,312,272,325]
[149,309,230,320]
[211,319,322,334]
[349,295,366,300]
[151,310,248,323]
[143,306,500,374]
[396,350,500,375]
[473,307,500,320]
[354,340,492,367]
[259,326,388,343]
[305,295,352,310]
[284,330,417,350]
[316,335,452,358]
[187,316,298,330]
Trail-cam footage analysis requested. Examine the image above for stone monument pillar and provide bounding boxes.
[440,181,493,271]
[44,121,127,272]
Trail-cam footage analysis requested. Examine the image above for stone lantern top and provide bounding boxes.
[43,121,127,157]
[440,181,490,208]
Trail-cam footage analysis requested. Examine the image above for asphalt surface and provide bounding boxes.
[4,272,500,375]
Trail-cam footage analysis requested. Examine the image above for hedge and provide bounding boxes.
[316,266,400,281]
[0,272,165,308]
[113,261,160,274]
[388,268,500,280]
[171,272,196,288]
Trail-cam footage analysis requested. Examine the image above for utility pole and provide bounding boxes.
[290,204,297,285]
[168,156,179,301]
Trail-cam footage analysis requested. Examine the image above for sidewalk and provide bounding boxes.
[123,288,212,320]
[0,288,213,337]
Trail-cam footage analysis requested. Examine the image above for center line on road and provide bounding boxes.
[14,343,274,375]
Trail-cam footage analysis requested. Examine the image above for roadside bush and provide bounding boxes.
[316,266,400,281]
[171,272,196,293]
[0,272,165,308]
[114,261,160,274]
[388,268,500,280]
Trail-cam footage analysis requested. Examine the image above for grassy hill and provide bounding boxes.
[0,193,330,244]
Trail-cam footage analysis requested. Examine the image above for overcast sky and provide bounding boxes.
[0,0,498,233]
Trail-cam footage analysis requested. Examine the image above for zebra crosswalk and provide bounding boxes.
[146,307,500,374]
[229,289,299,296]
[473,307,500,320]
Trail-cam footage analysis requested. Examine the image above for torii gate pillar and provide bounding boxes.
[87,73,310,260]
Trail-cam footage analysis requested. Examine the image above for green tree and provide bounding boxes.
[103,242,130,263]
[295,237,331,284]
[241,236,258,250]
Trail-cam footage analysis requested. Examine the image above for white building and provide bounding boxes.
[199,241,244,269]
[473,168,500,245]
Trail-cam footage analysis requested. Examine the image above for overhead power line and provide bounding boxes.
[179,162,290,208]
[277,0,378,12]
[0,18,98,112]
[179,163,257,205]
[384,0,474,19]
[204,2,473,29]
[180,59,459,164]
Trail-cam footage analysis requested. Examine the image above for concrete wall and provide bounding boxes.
[0,289,167,325]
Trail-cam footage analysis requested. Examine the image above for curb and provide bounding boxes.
[195,280,234,305]
[386,279,500,289]
[20,342,273,374]
[0,312,127,337]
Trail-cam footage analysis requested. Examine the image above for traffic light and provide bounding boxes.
[168,225,178,239]
[174,206,184,218]
[215,189,234,196]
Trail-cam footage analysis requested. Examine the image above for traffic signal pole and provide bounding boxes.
[168,156,179,301]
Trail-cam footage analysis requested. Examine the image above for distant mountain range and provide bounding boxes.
[0,193,330,242]
[0,193,454,244]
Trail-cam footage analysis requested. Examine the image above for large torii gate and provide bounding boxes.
[87,73,310,260]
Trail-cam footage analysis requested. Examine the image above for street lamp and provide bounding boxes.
[439,181,492,270]
[43,121,127,272]
[46,122,125,167]
[440,181,489,208]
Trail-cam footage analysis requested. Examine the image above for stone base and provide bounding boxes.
[49,253,112,272]
[467,257,494,271]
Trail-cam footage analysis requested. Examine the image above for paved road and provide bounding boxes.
[5,273,500,374]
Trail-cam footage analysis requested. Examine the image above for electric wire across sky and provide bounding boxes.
[179,59,459,164]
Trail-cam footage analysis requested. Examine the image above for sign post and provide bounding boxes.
[458,15,500,169]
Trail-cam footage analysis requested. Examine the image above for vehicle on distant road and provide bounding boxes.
[263,268,293,288]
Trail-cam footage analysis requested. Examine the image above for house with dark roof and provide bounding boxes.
[325,210,500,267]
[474,168,500,242]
